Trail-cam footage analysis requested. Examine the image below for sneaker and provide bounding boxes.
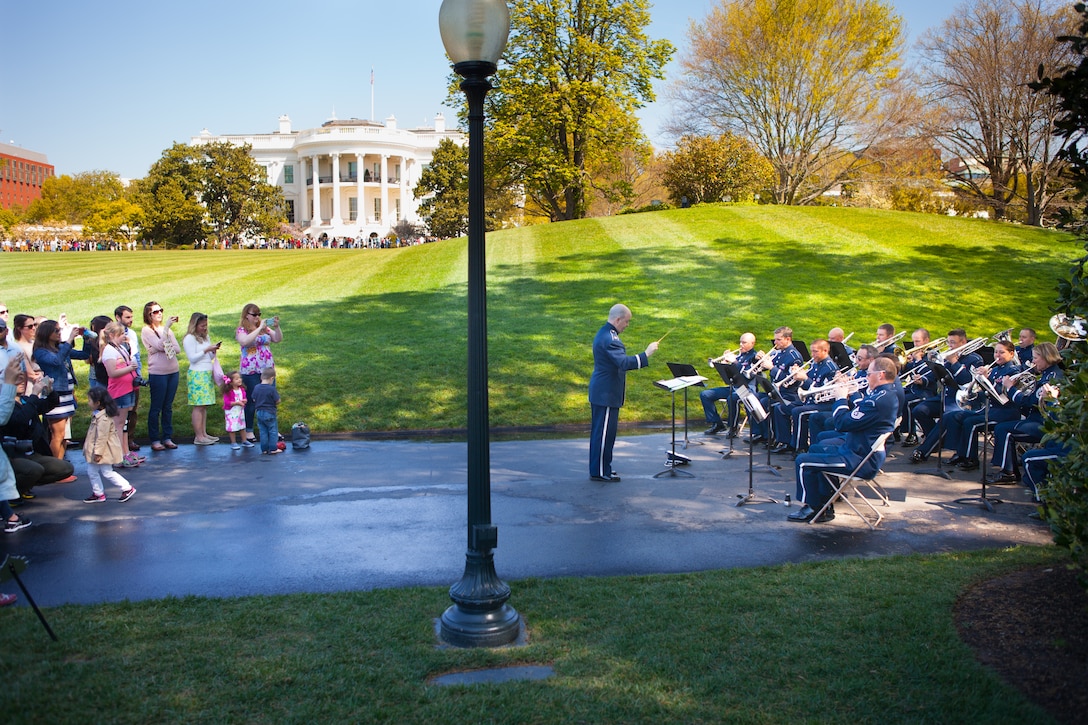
[83,493,107,504]
[205,435,220,443]
[121,458,140,469]
[4,517,31,533]
[119,487,137,503]
[231,443,241,450]
[19,490,35,500]
[241,440,255,448]
[0,592,15,607]
[56,475,78,484]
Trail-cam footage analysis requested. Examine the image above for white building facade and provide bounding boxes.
[192,114,464,240]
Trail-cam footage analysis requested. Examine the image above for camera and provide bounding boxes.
[135,376,150,388]
[1,437,33,456]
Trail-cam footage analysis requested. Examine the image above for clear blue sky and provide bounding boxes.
[1,0,957,180]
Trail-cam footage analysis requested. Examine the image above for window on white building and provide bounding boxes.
[284,165,294,184]
[349,197,358,221]
[286,200,295,223]
[373,198,381,222]
[348,161,357,181]
[395,198,401,221]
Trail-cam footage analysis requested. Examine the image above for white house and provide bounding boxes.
[192,114,464,239]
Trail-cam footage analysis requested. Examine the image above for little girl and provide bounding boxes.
[83,387,136,503]
[222,371,252,450]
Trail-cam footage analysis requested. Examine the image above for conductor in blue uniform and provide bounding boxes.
[589,304,658,482]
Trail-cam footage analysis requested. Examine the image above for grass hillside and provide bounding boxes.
[3,205,1078,436]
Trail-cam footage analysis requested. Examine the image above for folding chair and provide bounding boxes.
[809,430,894,530]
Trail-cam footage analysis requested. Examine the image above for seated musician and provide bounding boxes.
[988,342,1063,483]
[873,323,897,353]
[1015,328,1036,366]
[876,351,906,423]
[808,344,876,444]
[700,332,757,437]
[943,339,1022,471]
[899,328,938,446]
[787,356,899,523]
[746,326,803,445]
[1022,437,1070,504]
[828,327,854,359]
[770,338,838,454]
[909,328,984,463]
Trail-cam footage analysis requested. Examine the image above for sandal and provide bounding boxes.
[151,442,166,451]
[163,440,178,449]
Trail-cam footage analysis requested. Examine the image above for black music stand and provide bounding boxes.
[653,374,705,478]
[712,362,746,458]
[732,384,779,506]
[918,360,958,480]
[955,373,1006,512]
[667,362,707,449]
[829,341,853,370]
[751,374,784,475]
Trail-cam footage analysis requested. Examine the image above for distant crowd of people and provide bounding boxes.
[0,300,286,550]
[1,235,443,252]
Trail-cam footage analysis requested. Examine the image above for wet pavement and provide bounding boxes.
[0,430,1051,607]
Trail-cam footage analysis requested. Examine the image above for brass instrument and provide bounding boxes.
[906,337,948,360]
[989,328,1013,344]
[1006,363,1037,394]
[799,376,868,403]
[871,330,906,352]
[1050,313,1087,341]
[708,348,741,366]
[936,337,987,364]
[752,350,774,372]
[774,359,813,391]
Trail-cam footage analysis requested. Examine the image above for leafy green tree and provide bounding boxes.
[1031,1,1088,584]
[83,196,144,243]
[415,138,469,238]
[135,143,207,248]
[660,134,774,205]
[27,170,124,224]
[198,141,285,245]
[480,0,673,221]
[671,0,905,205]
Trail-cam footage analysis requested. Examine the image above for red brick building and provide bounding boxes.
[0,142,54,210]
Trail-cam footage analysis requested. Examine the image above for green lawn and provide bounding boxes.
[3,205,1077,438]
[1,546,1059,723]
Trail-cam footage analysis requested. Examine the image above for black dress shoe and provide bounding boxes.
[590,474,621,482]
[946,454,965,466]
[909,450,926,464]
[901,434,919,447]
[727,427,739,439]
[745,435,766,444]
[770,442,793,454]
[788,505,816,522]
[958,459,980,471]
[987,471,1019,484]
[704,421,726,435]
[813,508,836,523]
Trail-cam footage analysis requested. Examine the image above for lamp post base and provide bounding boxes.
[439,549,521,647]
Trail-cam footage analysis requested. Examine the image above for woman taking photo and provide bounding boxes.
[12,314,43,384]
[235,303,283,443]
[141,301,182,451]
[183,312,222,445]
[31,319,89,459]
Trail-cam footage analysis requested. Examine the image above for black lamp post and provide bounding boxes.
[437,0,520,648]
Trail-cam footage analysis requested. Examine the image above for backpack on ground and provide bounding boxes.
[291,422,311,450]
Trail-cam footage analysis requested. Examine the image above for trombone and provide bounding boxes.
[871,330,906,352]
[936,337,987,364]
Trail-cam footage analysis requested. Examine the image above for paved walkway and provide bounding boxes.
[0,431,1051,607]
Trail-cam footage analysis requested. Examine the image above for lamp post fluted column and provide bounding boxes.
[438,0,519,648]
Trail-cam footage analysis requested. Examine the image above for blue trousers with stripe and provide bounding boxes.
[589,404,620,478]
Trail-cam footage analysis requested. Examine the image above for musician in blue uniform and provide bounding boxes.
[944,339,1022,470]
[808,344,877,444]
[700,332,757,436]
[988,342,1063,483]
[770,338,838,453]
[828,327,855,359]
[746,327,803,444]
[899,328,938,446]
[1015,328,1036,366]
[788,356,899,523]
[910,328,984,463]
[588,304,658,482]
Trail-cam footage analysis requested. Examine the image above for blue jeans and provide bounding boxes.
[256,410,279,453]
[242,372,262,433]
[147,371,179,443]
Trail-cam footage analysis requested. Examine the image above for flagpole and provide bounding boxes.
[370,67,375,122]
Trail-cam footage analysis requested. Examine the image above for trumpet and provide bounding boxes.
[936,337,987,364]
[708,348,741,366]
[799,376,868,403]
[774,359,812,391]
[752,350,774,372]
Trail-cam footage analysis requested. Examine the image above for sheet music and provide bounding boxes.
[654,375,708,392]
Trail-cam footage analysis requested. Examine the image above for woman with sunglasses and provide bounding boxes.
[235,303,283,444]
[12,314,43,384]
[141,301,182,451]
[31,319,90,458]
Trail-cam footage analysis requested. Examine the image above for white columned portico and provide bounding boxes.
[331,153,342,225]
[380,154,389,227]
[356,153,365,228]
[311,155,321,225]
[297,157,307,223]
[399,156,409,222]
